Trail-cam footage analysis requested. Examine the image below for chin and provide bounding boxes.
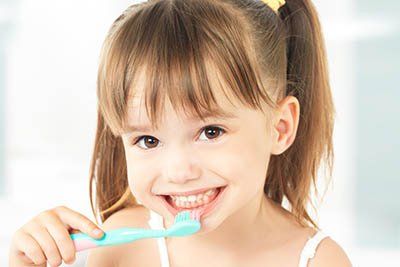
[158,185,230,232]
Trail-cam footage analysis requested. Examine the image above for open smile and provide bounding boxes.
[158,186,227,218]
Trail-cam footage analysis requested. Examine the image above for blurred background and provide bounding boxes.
[0,0,399,266]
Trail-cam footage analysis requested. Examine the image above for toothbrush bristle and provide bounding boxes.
[188,210,200,221]
[190,210,196,220]
[195,210,200,220]
[175,211,183,223]
[170,210,201,236]
[174,210,201,223]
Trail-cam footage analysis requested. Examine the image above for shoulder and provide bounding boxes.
[101,205,151,229]
[85,205,159,267]
[308,235,353,267]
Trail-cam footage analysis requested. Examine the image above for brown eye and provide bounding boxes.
[131,125,225,151]
[134,136,159,149]
[199,126,225,141]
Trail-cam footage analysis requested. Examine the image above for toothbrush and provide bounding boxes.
[70,210,201,252]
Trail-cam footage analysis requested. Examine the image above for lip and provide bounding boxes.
[159,186,227,218]
[160,186,223,197]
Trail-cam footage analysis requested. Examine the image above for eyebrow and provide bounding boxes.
[125,110,237,133]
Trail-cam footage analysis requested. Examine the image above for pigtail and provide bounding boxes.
[89,111,138,224]
[264,0,335,229]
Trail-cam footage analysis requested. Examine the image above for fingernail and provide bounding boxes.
[92,229,103,236]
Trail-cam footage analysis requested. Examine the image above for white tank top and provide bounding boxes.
[148,210,328,267]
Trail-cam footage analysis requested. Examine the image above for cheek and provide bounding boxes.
[206,133,270,185]
[125,154,156,199]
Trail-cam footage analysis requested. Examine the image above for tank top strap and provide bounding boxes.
[148,210,170,267]
[298,231,329,267]
[148,209,165,229]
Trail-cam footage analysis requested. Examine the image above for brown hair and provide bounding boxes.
[89,0,335,230]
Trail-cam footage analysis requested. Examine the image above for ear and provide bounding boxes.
[270,96,300,155]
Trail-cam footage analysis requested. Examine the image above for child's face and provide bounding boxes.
[121,86,275,233]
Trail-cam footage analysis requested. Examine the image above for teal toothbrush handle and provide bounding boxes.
[70,227,164,252]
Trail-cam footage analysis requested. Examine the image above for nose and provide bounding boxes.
[163,144,201,184]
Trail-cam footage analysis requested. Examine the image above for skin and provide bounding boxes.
[9,74,352,266]
[117,70,319,265]
[113,71,352,266]
[9,206,105,267]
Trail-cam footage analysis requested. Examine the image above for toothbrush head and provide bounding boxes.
[166,210,201,237]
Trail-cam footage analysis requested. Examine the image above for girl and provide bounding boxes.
[9,0,353,266]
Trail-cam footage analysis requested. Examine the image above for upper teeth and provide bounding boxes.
[170,188,217,202]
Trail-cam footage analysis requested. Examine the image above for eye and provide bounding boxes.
[198,125,226,141]
[132,136,160,150]
[130,125,226,150]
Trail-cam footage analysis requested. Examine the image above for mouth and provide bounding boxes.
[158,186,227,219]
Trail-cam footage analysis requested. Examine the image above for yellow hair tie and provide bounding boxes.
[261,0,286,13]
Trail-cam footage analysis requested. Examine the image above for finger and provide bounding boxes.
[53,206,104,239]
[12,230,47,266]
[43,213,77,264]
[28,225,63,267]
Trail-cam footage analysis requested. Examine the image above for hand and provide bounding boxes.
[9,205,104,267]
